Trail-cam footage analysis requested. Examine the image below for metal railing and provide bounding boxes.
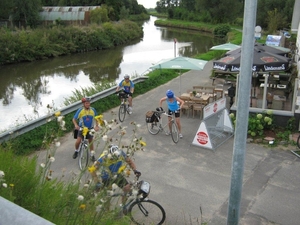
[0,197,55,225]
[0,76,148,143]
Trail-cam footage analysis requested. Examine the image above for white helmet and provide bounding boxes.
[109,145,119,155]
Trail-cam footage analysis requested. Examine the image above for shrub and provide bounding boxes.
[214,24,231,38]
[229,110,274,137]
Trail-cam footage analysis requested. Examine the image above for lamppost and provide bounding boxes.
[174,38,177,57]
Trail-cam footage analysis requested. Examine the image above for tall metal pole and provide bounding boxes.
[227,1,257,224]
[174,38,177,57]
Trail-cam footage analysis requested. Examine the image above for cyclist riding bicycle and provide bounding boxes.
[159,89,184,138]
[89,145,141,202]
[116,74,134,114]
[72,97,100,161]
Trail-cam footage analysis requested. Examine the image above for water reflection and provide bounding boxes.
[0,16,223,131]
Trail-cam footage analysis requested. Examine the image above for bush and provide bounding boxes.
[214,24,231,38]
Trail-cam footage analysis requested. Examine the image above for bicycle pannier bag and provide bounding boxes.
[73,129,78,139]
[145,111,157,123]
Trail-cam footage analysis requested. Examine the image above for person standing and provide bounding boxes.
[72,97,99,161]
[159,89,184,138]
[116,74,134,114]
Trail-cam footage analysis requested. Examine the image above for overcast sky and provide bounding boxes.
[137,0,157,9]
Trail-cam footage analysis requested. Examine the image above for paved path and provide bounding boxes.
[37,61,300,225]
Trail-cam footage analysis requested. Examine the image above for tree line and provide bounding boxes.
[155,0,295,32]
[0,0,147,28]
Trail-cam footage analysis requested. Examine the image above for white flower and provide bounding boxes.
[103,120,108,125]
[133,138,137,142]
[90,150,95,156]
[100,198,107,203]
[0,170,4,178]
[57,116,64,123]
[40,163,45,168]
[102,135,108,141]
[136,124,141,128]
[77,195,84,201]
[107,154,112,159]
[96,205,102,212]
[55,142,61,147]
[47,118,52,122]
[60,120,65,126]
[83,184,89,188]
[112,175,117,180]
[102,150,108,155]
[49,157,55,162]
[107,124,112,129]
[2,183,7,188]
[112,183,118,191]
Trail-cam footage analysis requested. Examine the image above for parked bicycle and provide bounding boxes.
[78,127,95,170]
[146,109,179,143]
[116,91,131,122]
[103,175,166,225]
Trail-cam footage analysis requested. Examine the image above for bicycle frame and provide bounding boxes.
[102,175,165,225]
[117,91,130,122]
[78,127,93,170]
[147,111,179,143]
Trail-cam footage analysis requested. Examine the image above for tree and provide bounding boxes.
[0,0,14,20]
[12,0,42,28]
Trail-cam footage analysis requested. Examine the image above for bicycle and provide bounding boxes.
[117,91,131,122]
[146,110,179,143]
[78,127,95,170]
[103,175,166,225]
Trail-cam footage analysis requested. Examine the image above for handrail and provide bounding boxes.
[0,76,148,143]
[0,197,55,225]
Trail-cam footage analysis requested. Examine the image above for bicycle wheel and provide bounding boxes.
[128,199,166,225]
[297,134,300,149]
[170,121,179,143]
[147,121,160,135]
[119,104,126,122]
[78,143,89,170]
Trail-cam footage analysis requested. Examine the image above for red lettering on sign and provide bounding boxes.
[197,131,208,145]
[213,103,218,112]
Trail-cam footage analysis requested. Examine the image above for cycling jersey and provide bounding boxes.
[73,107,97,129]
[97,150,127,180]
[118,79,134,93]
[167,97,179,112]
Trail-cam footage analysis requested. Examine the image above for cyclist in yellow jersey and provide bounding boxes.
[116,74,134,114]
[72,97,99,160]
[90,145,141,197]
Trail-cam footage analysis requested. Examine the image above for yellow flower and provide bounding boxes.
[140,141,147,147]
[9,184,14,189]
[95,115,105,126]
[79,204,86,210]
[82,127,89,136]
[88,165,96,173]
[54,111,61,117]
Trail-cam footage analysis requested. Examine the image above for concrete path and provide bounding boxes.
[36,61,300,225]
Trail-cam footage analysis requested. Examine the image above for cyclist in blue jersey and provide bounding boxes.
[90,145,141,201]
[159,89,184,138]
[72,97,100,160]
[116,74,134,114]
